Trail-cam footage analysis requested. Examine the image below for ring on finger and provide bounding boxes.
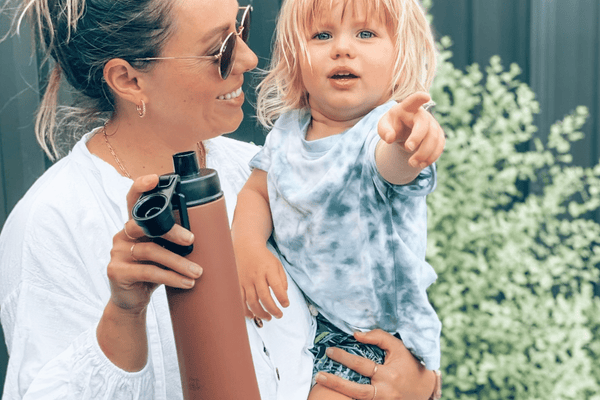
[130,243,140,262]
[371,384,377,400]
[369,363,378,378]
[124,221,136,241]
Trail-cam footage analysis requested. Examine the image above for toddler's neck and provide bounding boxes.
[305,108,369,141]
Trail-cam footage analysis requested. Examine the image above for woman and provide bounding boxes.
[0,0,440,398]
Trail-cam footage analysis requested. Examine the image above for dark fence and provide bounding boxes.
[1,0,599,395]
[431,0,600,170]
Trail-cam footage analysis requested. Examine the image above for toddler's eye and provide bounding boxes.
[358,31,375,39]
[313,32,332,40]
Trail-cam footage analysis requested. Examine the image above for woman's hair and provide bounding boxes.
[256,0,436,128]
[3,0,178,159]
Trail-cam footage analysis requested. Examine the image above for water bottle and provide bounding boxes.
[132,151,261,400]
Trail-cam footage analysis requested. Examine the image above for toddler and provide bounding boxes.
[232,0,444,398]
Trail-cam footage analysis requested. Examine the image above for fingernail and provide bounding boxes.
[185,232,195,243]
[316,373,327,384]
[325,347,333,357]
[142,175,155,185]
[406,142,415,151]
[188,264,202,277]
[410,159,419,168]
[182,278,195,288]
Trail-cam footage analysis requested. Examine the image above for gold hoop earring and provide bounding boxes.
[136,100,146,118]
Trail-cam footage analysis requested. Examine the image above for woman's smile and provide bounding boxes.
[217,86,244,100]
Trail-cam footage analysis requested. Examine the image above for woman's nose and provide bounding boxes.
[232,36,258,75]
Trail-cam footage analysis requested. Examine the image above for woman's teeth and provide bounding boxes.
[218,87,243,100]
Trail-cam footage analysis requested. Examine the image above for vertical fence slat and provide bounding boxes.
[429,0,472,70]
[0,21,45,229]
[471,0,530,80]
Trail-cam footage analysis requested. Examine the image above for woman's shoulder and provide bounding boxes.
[8,136,108,215]
[0,134,120,260]
[206,135,259,170]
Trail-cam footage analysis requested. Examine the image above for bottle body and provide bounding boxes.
[167,196,261,400]
[133,153,261,399]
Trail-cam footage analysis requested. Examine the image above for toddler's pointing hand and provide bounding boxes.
[378,91,445,171]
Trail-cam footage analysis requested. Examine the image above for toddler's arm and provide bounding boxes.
[232,169,290,320]
[376,92,445,185]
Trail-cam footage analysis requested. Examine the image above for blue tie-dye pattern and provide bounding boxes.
[250,101,441,370]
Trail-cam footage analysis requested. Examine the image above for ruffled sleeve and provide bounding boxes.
[22,326,154,400]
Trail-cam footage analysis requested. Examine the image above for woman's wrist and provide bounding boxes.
[97,300,149,372]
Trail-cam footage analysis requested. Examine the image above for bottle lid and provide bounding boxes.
[172,151,223,206]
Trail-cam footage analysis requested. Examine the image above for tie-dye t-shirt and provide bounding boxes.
[250,101,441,370]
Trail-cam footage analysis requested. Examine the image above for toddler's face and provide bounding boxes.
[300,0,396,123]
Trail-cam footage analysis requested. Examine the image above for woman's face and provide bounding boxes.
[144,0,257,146]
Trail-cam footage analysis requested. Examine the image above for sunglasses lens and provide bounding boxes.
[220,33,236,79]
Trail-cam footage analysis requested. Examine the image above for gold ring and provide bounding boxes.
[130,243,140,262]
[370,364,378,378]
[371,384,377,400]
[124,222,136,240]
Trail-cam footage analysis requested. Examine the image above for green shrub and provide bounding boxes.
[427,37,600,399]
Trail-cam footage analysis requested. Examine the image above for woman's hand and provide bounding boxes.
[315,329,436,400]
[98,174,203,371]
[107,174,203,313]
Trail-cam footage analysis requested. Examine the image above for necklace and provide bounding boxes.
[102,123,207,178]
[103,124,132,179]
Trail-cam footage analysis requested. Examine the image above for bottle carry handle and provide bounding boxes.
[132,174,194,256]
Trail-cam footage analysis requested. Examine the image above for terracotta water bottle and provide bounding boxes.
[133,151,261,400]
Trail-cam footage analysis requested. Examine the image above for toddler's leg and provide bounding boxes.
[308,383,352,400]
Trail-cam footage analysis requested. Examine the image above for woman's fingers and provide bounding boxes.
[122,219,146,241]
[130,241,202,279]
[354,329,403,355]
[324,346,379,378]
[160,223,195,246]
[314,373,375,400]
[116,258,197,290]
[126,174,159,212]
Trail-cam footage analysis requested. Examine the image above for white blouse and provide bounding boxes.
[0,132,315,399]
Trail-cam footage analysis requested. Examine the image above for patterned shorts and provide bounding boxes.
[309,314,387,385]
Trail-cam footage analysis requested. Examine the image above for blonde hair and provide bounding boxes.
[256,0,436,128]
[2,0,176,160]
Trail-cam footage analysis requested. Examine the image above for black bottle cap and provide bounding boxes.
[173,151,200,178]
[172,151,223,206]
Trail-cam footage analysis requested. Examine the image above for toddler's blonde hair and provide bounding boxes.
[257,0,436,128]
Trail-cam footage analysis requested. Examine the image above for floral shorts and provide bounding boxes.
[309,314,387,385]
